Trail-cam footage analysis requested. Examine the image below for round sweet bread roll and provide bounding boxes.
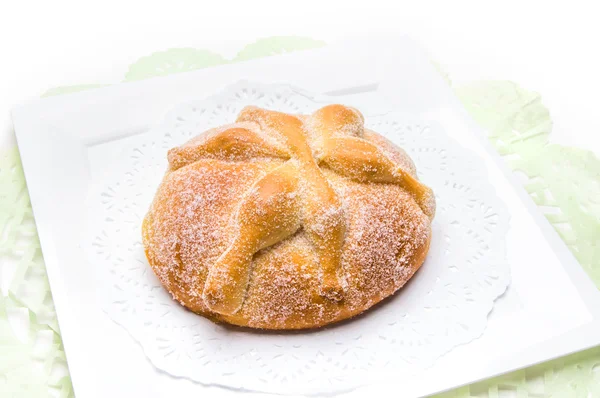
[142,104,435,329]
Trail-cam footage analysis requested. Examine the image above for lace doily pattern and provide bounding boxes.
[86,81,510,394]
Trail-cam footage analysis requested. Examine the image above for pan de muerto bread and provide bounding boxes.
[142,104,435,329]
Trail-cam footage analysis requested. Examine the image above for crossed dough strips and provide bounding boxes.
[167,105,435,316]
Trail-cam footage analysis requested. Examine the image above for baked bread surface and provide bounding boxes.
[142,105,435,329]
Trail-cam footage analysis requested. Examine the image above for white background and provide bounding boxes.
[1,0,600,154]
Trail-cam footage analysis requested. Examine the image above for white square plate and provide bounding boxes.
[11,37,600,398]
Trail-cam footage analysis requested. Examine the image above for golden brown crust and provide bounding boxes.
[142,105,434,329]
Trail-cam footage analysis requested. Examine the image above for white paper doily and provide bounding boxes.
[85,81,510,395]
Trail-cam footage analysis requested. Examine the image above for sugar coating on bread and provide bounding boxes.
[142,105,434,329]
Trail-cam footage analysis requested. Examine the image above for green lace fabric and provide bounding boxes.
[0,37,598,397]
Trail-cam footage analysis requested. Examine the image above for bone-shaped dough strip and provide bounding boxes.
[203,162,301,315]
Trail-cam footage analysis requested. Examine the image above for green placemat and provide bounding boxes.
[1,37,598,398]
